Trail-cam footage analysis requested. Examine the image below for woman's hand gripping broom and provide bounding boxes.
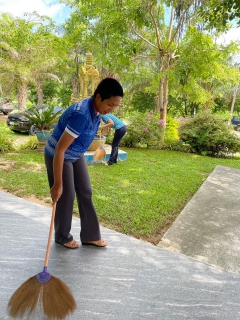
[8,202,77,320]
[93,128,106,162]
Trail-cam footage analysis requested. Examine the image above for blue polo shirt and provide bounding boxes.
[45,97,101,161]
[102,114,125,130]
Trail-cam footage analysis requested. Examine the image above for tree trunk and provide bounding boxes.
[161,75,169,123]
[159,77,164,118]
[228,85,239,125]
[17,82,28,110]
[155,96,160,113]
[159,60,170,124]
[37,79,43,105]
[71,75,79,99]
[158,6,174,124]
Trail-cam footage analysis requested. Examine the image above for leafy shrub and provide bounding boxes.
[18,136,38,150]
[116,111,165,148]
[25,105,62,131]
[178,111,240,157]
[0,132,15,152]
[163,116,180,146]
[131,89,156,113]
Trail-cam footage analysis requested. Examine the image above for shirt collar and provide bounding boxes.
[89,96,100,120]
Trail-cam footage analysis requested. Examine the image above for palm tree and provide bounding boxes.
[0,13,63,110]
[33,72,60,105]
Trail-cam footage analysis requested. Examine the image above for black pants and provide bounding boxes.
[108,125,127,165]
[44,153,101,244]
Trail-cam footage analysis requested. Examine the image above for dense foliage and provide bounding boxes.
[0,132,14,152]
[163,116,180,146]
[0,1,240,153]
[118,111,165,148]
[0,122,15,152]
[200,0,240,30]
[25,106,63,131]
[178,112,240,157]
[131,89,156,113]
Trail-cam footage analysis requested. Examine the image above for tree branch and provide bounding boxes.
[131,54,158,61]
[131,26,158,50]
[146,1,162,50]
[165,0,195,53]
[168,7,175,42]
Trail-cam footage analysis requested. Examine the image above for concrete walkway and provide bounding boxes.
[1,166,240,319]
[158,165,240,276]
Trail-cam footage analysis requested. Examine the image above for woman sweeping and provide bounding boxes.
[44,78,124,249]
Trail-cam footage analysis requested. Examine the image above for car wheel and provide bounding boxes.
[3,111,8,115]
[29,125,36,136]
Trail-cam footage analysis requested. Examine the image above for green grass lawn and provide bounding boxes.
[1,119,240,244]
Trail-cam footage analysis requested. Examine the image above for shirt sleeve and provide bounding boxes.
[102,115,110,124]
[65,113,88,138]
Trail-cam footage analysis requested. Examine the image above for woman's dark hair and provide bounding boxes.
[93,78,124,101]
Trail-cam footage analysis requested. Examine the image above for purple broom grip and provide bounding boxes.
[37,267,51,283]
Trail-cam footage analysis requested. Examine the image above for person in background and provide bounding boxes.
[100,113,127,166]
[44,78,124,249]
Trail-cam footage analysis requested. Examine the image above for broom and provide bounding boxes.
[8,202,77,320]
[93,128,106,161]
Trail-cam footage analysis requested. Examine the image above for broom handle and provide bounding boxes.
[44,201,57,268]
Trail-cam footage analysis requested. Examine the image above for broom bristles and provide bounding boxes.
[43,276,77,319]
[8,275,76,319]
[8,276,42,318]
[93,146,106,161]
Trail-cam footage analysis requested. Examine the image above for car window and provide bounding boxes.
[27,106,48,114]
[53,107,64,114]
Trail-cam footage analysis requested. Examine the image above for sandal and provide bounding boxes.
[56,239,79,249]
[82,239,107,247]
[104,162,113,166]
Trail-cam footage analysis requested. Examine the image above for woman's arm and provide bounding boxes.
[100,119,114,130]
[50,131,75,202]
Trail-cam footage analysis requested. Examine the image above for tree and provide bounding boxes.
[0,13,65,110]
[200,0,240,31]
[131,88,156,113]
[33,73,60,105]
[60,0,217,125]
[170,26,240,115]
[29,80,62,106]
[62,12,90,100]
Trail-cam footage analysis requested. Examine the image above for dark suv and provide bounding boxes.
[7,105,63,135]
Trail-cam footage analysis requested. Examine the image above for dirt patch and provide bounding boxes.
[0,160,15,170]
[0,186,52,208]
[0,114,8,122]
[13,136,32,146]
[21,162,44,171]
[0,185,80,216]
[139,224,173,245]
[25,195,52,208]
